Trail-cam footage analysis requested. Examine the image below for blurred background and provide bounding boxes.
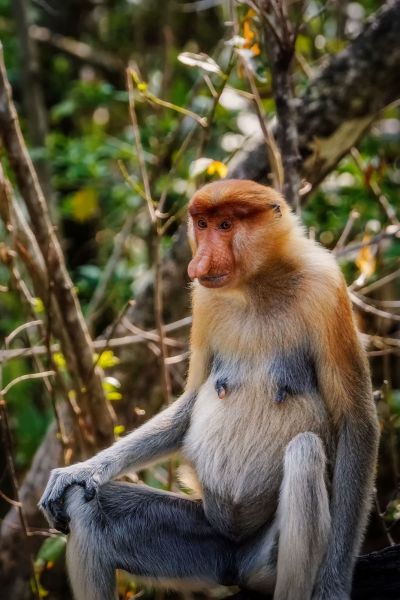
[0,0,399,598]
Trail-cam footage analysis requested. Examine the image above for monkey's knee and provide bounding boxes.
[281,432,330,531]
[284,432,326,474]
[275,433,330,600]
[66,485,117,600]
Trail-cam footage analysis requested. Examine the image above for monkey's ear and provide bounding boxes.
[270,203,282,217]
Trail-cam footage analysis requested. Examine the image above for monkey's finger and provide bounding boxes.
[53,518,70,535]
[43,497,70,529]
[83,481,97,502]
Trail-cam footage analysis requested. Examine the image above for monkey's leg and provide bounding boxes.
[238,432,331,600]
[274,432,331,600]
[64,482,237,600]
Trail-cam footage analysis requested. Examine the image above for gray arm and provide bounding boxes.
[90,390,196,479]
[311,316,379,600]
[39,391,197,530]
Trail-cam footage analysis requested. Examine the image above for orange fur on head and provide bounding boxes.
[187,180,296,289]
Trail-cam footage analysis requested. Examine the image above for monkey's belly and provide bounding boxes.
[183,377,331,540]
[202,487,276,541]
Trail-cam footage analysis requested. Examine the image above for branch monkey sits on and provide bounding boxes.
[40,179,379,600]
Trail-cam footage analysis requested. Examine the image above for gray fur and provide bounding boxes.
[65,482,237,600]
[313,416,379,600]
[274,433,330,600]
[212,353,243,396]
[212,346,318,404]
[39,391,197,531]
[270,345,318,403]
[64,433,331,600]
[39,343,377,600]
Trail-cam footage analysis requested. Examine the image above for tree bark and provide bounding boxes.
[230,0,400,190]
[12,0,55,214]
[0,46,115,448]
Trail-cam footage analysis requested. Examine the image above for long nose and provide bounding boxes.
[187,244,212,280]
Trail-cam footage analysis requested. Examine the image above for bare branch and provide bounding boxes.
[1,370,55,396]
[257,0,303,209]
[0,45,115,446]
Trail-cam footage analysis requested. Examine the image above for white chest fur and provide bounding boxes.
[182,368,329,504]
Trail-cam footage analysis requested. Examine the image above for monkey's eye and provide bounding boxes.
[218,220,232,231]
[197,218,207,229]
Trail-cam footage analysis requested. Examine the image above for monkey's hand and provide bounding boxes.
[39,462,104,533]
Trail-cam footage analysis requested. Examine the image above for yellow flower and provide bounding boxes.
[71,188,98,222]
[207,161,228,178]
[95,350,120,369]
[53,352,66,369]
[33,297,44,314]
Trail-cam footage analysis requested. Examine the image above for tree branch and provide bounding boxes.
[230,0,400,189]
[258,0,302,209]
[0,43,115,447]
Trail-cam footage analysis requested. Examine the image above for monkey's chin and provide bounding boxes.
[198,273,232,288]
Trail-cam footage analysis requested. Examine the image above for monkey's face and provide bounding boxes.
[187,210,238,288]
[187,180,289,289]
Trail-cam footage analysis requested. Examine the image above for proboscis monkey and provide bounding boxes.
[40,180,379,600]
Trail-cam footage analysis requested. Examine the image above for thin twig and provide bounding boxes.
[350,293,400,322]
[126,68,156,223]
[196,51,235,162]
[129,67,207,128]
[121,318,185,348]
[1,370,55,396]
[126,68,172,405]
[239,54,284,190]
[30,24,124,73]
[5,319,43,347]
[359,267,400,295]
[334,225,400,258]
[334,209,360,250]
[0,316,193,362]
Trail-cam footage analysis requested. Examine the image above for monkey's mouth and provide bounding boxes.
[199,273,231,288]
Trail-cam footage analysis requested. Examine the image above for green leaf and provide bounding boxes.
[103,376,121,391]
[36,535,67,567]
[106,391,123,401]
[114,424,125,436]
